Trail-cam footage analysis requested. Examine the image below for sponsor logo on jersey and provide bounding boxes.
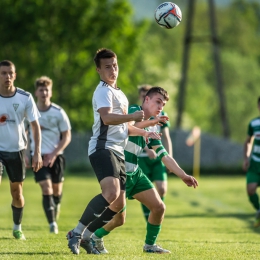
[0,114,15,125]
[13,103,19,111]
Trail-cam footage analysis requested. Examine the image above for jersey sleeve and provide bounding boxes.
[59,109,71,132]
[128,104,140,114]
[148,138,162,148]
[95,88,113,110]
[248,122,253,136]
[25,94,40,122]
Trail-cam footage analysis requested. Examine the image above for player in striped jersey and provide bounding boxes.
[27,76,71,234]
[137,84,173,221]
[67,48,161,255]
[243,97,260,227]
[0,60,42,240]
[81,87,198,254]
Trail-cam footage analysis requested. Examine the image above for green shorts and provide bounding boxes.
[138,156,167,182]
[126,167,154,200]
[246,159,260,185]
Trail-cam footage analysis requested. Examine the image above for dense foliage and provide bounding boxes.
[1,0,259,142]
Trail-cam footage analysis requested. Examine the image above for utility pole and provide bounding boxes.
[176,0,230,138]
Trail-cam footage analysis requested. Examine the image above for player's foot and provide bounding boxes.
[254,210,260,228]
[143,244,171,254]
[80,239,100,254]
[13,230,26,240]
[66,229,82,255]
[55,203,61,221]
[90,234,109,254]
[50,223,58,234]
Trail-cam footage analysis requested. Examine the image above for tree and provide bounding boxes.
[0,0,148,130]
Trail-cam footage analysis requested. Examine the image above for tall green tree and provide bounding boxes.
[0,0,148,130]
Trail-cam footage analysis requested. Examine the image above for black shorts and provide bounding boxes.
[89,149,126,190]
[0,150,26,182]
[34,154,65,183]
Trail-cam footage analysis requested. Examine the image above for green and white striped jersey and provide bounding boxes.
[248,116,260,162]
[124,105,162,175]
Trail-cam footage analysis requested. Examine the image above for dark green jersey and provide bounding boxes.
[248,116,260,162]
[124,105,161,175]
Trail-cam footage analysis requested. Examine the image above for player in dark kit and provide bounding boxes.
[27,76,71,234]
[0,60,42,240]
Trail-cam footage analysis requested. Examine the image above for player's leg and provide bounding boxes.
[132,169,170,254]
[51,154,65,221]
[34,164,57,233]
[246,162,260,227]
[2,150,26,240]
[138,157,152,220]
[67,149,126,255]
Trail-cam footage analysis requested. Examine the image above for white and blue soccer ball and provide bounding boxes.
[154,2,182,29]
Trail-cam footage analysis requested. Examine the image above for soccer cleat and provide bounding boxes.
[80,239,100,254]
[66,229,82,255]
[90,234,109,254]
[254,210,260,228]
[55,203,61,221]
[50,223,58,234]
[13,230,26,240]
[143,244,171,254]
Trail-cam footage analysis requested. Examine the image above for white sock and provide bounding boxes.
[73,222,86,235]
[82,228,93,240]
[50,222,57,227]
[13,224,22,231]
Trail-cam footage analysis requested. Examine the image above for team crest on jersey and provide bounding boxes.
[13,104,19,111]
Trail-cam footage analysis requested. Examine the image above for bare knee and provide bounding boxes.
[150,202,165,216]
[247,184,258,196]
[103,190,120,204]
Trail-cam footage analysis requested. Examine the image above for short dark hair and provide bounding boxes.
[145,86,169,102]
[0,60,15,70]
[35,76,53,89]
[94,48,117,68]
[137,84,152,94]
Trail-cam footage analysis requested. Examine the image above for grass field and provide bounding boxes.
[0,173,259,259]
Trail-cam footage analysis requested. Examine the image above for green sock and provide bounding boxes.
[249,193,260,210]
[94,227,110,239]
[145,222,161,245]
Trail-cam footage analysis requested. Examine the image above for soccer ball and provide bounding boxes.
[154,2,182,29]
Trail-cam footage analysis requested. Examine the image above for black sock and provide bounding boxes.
[53,194,62,206]
[42,195,55,224]
[11,205,23,225]
[88,208,117,232]
[79,194,109,226]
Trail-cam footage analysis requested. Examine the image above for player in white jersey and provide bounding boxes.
[81,87,198,254]
[66,48,161,255]
[137,84,173,221]
[0,60,42,240]
[243,97,260,227]
[27,76,71,234]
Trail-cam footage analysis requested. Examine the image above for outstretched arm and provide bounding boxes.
[152,144,198,188]
[99,107,144,125]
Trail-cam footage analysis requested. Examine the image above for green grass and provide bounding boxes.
[0,174,259,259]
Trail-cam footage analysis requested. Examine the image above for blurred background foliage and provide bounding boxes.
[1,0,260,143]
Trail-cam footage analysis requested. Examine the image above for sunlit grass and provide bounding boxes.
[0,174,259,259]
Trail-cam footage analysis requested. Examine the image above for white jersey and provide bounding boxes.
[0,87,40,152]
[88,80,129,159]
[28,103,71,155]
